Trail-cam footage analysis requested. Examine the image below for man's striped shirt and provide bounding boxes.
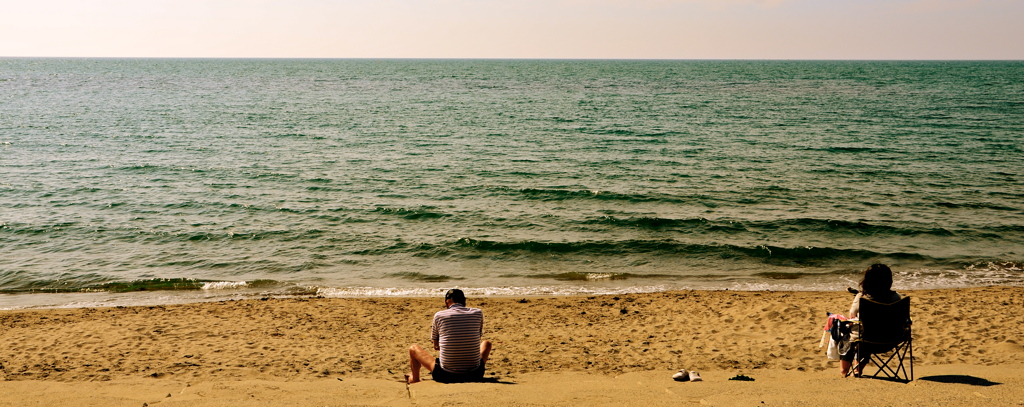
[431,304,484,373]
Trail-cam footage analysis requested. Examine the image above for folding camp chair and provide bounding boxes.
[843,296,913,382]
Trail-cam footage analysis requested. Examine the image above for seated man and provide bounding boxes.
[407,289,492,384]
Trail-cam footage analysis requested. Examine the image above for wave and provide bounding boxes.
[934,202,1020,211]
[577,216,971,238]
[115,164,214,175]
[753,269,859,280]
[504,187,707,205]
[389,272,464,282]
[804,146,887,154]
[176,229,328,242]
[580,128,681,138]
[513,271,679,281]
[0,277,303,295]
[373,207,452,220]
[314,285,672,298]
[0,221,336,244]
[0,260,1019,297]
[450,237,935,267]
[963,261,1024,272]
[2,218,1005,268]
[499,187,1020,218]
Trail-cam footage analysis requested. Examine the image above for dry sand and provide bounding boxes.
[2,287,1023,406]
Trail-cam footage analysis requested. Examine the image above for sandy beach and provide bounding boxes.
[2,287,1024,406]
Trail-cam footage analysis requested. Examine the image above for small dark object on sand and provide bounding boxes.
[729,374,755,381]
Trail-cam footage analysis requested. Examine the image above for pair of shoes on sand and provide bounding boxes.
[672,369,702,382]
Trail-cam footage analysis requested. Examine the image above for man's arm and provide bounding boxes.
[431,314,441,351]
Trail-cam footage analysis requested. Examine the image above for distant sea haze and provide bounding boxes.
[1,58,1022,309]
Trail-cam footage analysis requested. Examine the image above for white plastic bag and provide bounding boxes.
[827,337,840,360]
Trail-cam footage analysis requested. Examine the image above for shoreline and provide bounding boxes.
[5,275,1022,311]
[3,287,1024,404]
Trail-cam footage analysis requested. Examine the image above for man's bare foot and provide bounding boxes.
[405,374,420,384]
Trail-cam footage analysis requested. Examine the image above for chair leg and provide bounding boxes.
[874,349,901,377]
[907,338,913,381]
[868,340,912,382]
[896,340,913,382]
[850,357,867,377]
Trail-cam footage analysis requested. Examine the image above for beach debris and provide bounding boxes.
[672,369,690,381]
[729,374,755,381]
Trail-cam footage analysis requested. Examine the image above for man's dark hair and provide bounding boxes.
[445,288,466,304]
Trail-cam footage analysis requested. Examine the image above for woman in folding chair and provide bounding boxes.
[839,264,902,377]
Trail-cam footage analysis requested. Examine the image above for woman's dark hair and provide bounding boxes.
[859,264,894,297]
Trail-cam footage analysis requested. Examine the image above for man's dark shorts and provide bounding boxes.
[431,359,485,383]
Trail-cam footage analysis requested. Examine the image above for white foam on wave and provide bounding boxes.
[895,267,1024,290]
[0,290,255,310]
[727,267,1024,293]
[201,281,249,290]
[316,285,671,298]
[316,287,440,297]
[6,263,1021,310]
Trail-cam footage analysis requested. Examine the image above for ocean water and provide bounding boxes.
[1,58,1023,309]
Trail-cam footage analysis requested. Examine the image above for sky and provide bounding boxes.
[1,0,1022,59]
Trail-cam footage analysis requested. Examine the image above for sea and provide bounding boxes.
[1,58,1022,309]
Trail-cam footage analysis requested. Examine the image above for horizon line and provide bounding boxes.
[3,56,1023,62]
